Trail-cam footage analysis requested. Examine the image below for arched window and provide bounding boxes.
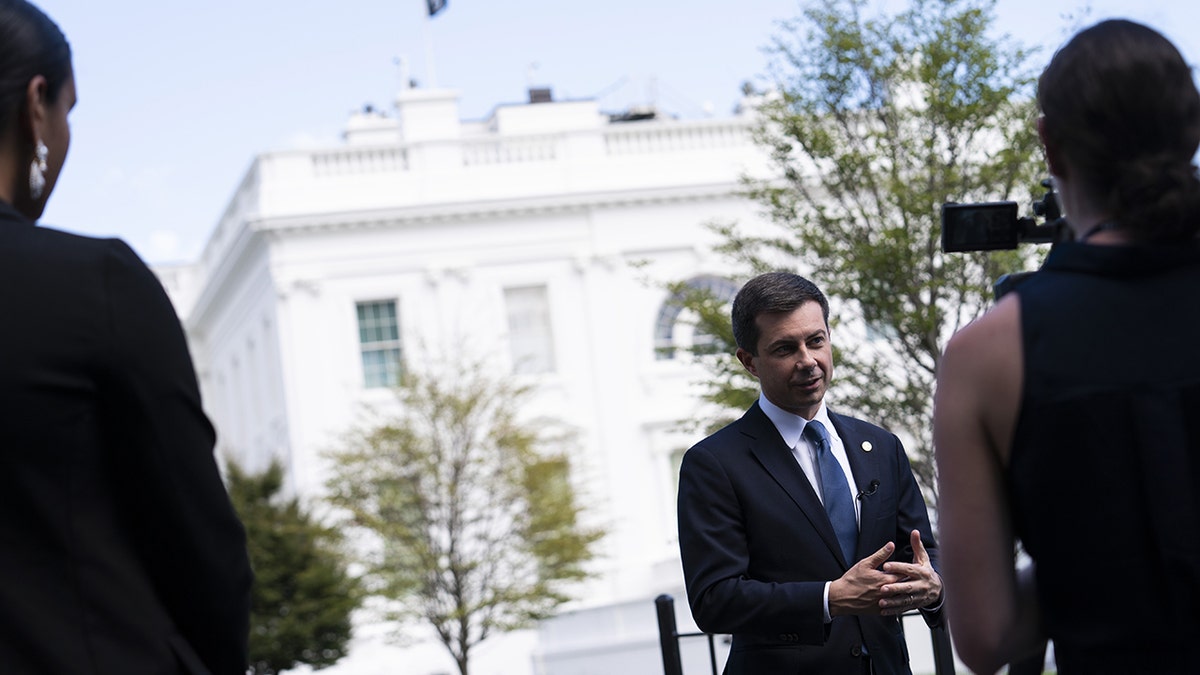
[654,275,739,360]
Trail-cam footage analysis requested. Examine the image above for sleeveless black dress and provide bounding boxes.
[1009,241,1200,673]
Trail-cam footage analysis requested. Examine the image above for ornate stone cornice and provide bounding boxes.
[251,182,745,236]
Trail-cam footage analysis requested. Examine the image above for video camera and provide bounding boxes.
[940,179,1068,298]
[940,179,1066,252]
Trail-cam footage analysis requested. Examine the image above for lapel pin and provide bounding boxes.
[861,441,873,452]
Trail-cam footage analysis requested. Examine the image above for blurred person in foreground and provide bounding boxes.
[0,1,252,673]
[678,271,942,674]
[934,19,1200,675]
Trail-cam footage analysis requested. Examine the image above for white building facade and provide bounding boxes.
[156,84,771,675]
[157,85,946,674]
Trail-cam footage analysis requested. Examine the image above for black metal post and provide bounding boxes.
[655,594,684,675]
[929,623,957,675]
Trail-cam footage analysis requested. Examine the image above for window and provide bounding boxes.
[505,285,555,375]
[654,275,740,360]
[357,300,402,388]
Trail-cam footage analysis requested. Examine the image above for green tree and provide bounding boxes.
[324,366,605,675]
[226,460,361,675]
[658,277,758,432]
[681,0,1046,501]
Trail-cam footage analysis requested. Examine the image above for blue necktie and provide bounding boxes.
[805,420,857,565]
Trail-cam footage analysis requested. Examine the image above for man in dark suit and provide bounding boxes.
[677,272,942,675]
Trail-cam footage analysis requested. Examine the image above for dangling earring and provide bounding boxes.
[29,141,48,200]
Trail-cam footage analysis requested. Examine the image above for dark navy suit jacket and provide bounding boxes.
[0,202,253,674]
[678,401,941,675]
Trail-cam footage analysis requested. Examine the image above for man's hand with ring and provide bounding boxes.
[879,530,943,616]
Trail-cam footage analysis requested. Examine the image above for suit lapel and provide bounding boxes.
[829,412,886,561]
[741,403,848,568]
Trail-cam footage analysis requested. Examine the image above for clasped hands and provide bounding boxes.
[829,529,942,617]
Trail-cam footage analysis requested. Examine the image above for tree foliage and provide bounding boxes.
[660,277,759,433]
[686,0,1046,501]
[324,366,605,675]
[226,460,361,675]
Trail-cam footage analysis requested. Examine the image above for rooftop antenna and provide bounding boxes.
[395,55,411,91]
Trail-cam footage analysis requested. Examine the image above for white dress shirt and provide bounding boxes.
[758,394,861,525]
[758,393,859,622]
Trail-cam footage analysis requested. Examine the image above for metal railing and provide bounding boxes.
[655,595,721,675]
[654,594,957,675]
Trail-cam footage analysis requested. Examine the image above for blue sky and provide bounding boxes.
[31,0,1199,264]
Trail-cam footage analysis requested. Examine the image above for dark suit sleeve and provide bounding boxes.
[98,240,253,674]
[677,442,829,644]
[888,434,944,629]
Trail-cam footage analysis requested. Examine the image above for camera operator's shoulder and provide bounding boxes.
[938,295,1023,462]
[943,295,1021,373]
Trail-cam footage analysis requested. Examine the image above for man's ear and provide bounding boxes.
[735,347,758,377]
[1036,115,1065,179]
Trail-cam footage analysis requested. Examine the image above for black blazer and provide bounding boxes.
[678,402,941,675]
[0,202,253,674]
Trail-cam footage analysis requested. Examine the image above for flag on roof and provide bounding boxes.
[427,0,447,16]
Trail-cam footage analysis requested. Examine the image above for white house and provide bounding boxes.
[156,83,948,675]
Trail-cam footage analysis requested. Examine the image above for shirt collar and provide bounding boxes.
[758,393,833,449]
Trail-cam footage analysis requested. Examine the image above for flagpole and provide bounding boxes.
[422,0,439,88]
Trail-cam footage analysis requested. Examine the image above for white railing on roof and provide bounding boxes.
[271,119,758,178]
[311,146,409,176]
[461,135,560,166]
[603,121,751,156]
